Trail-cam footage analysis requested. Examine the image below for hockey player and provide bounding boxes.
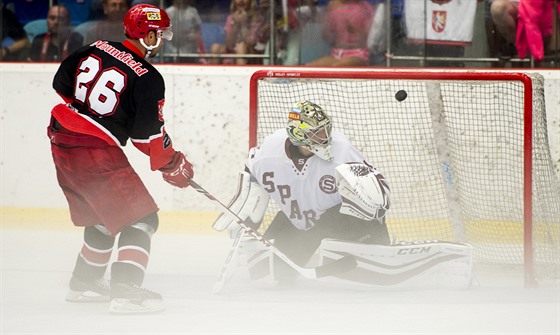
[48,4,193,314]
[213,100,391,285]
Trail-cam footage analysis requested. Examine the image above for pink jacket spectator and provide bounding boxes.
[515,0,555,61]
[322,1,374,49]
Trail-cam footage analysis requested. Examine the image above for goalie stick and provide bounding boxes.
[189,179,358,279]
[212,227,244,294]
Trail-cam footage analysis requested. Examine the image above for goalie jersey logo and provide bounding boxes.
[319,175,337,194]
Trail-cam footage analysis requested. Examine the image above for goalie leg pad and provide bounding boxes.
[318,239,473,289]
[212,171,270,231]
[238,237,276,282]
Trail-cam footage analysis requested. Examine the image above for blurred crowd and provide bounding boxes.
[1,0,559,68]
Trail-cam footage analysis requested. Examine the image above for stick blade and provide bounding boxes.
[314,255,357,278]
[212,279,226,294]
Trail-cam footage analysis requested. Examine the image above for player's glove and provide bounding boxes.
[160,151,194,188]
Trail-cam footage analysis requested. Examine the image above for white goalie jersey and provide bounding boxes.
[246,129,390,230]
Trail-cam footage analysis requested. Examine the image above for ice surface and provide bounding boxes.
[1,228,558,334]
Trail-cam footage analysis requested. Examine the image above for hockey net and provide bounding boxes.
[249,69,560,287]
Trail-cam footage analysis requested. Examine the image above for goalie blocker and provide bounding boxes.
[213,171,270,232]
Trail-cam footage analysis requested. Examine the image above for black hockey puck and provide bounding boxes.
[395,90,407,102]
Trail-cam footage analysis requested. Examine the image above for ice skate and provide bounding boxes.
[108,283,165,314]
[65,276,110,302]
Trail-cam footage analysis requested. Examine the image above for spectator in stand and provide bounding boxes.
[28,4,84,62]
[164,0,204,63]
[209,0,263,65]
[81,0,130,45]
[488,0,555,65]
[513,0,555,63]
[306,0,374,66]
[0,1,30,61]
[487,0,519,63]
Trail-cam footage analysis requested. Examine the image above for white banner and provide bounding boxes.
[405,0,478,45]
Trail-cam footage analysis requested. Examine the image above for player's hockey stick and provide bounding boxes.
[212,227,245,294]
[189,179,357,279]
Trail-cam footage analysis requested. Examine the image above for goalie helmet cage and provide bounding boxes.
[248,69,560,288]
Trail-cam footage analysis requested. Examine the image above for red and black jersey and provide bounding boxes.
[52,40,175,170]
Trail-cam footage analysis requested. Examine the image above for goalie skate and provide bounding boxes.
[108,283,165,314]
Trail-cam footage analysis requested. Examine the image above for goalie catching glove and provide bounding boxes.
[212,171,270,231]
[336,162,390,221]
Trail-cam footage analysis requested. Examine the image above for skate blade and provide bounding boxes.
[65,290,110,303]
[108,298,165,314]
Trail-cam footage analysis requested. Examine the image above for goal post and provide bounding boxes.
[249,69,560,287]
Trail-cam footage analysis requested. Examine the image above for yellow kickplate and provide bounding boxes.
[0,207,221,235]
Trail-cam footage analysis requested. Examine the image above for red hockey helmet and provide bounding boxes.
[123,4,172,41]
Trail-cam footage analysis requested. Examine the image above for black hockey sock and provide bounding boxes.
[110,223,154,285]
[72,225,115,282]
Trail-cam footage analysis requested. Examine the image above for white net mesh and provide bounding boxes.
[250,70,559,284]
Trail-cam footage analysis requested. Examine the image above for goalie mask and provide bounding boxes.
[286,101,333,161]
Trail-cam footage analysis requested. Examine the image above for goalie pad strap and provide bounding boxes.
[212,171,270,231]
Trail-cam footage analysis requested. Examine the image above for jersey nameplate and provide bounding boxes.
[92,41,149,76]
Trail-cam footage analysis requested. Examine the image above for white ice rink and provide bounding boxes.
[1,226,559,335]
